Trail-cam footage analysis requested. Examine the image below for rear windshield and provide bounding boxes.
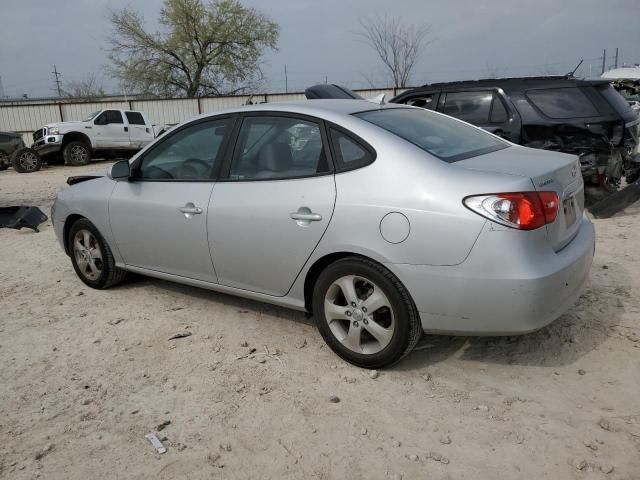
[598,84,632,114]
[354,107,508,162]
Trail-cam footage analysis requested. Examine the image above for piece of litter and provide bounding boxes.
[168,332,192,341]
[156,420,171,431]
[145,433,166,454]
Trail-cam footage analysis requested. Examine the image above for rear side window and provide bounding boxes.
[125,111,146,125]
[442,91,493,123]
[355,107,508,162]
[526,88,598,119]
[329,129,374,171]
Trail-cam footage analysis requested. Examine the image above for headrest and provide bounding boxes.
[259,143,293,172]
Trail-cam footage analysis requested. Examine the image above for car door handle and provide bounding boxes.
[124,126,129,132]
[290,211,322,222]
[179,203,203,216]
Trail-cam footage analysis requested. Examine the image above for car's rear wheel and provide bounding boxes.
[67,219,126,289]
[11,147,42,173]
[63,141,91,166]
[312,257,421,369]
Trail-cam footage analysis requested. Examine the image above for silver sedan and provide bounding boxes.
[52,100,595,368]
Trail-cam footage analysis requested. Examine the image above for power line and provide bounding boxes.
[52,65,62,97]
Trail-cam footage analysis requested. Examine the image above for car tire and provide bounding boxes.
[63,141,91,166]
[0,152,9,170]
[11,147,42,173]
[67,218,126,289]
[312,256,422,369]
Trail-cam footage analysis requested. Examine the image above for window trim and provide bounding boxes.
[130,115,236,183]
[326,122,377,173]
[218,111,336,183]
[95,109,124,125]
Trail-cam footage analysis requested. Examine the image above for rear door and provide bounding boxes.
[439,90,520,141]
[208,113,336,296]
[125,111,155,149]
[109,117,232,282]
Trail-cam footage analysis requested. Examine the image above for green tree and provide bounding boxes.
[108,0,279,97]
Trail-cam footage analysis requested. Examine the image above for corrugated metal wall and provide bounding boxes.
[0,88,405,146]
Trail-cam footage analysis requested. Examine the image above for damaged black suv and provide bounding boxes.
[392,76,640,198]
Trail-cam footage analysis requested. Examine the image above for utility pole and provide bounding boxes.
[52,65,62,97]
[601,49,606,75]
[284,64,288,93]
[0,75,5,99]
[614,48,619,69]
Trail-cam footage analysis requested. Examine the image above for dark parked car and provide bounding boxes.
[0,131,42,173]
[391,76,640,198]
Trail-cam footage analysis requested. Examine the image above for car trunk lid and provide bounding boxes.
[455,145,584,251]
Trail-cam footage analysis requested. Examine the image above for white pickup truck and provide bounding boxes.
[32,109,155,165]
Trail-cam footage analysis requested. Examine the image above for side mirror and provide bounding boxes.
[109,159,131,180]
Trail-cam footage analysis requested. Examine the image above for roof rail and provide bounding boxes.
[420,75,572,88]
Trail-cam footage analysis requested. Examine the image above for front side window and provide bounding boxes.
[526,87,599,119]
[402,93,438,110]
[137,119,228,180]
[229,116,329,180]
[442,91,493,123]
[95,110,124,125]
[355,107,508,162]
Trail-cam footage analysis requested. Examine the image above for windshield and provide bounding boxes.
[84,111,101,122]
[355,107,508,162]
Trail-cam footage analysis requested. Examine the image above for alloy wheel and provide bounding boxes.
[73,229,103,281]
[70,145,88,164]
[324,275,395,354]
[18,151,39,171]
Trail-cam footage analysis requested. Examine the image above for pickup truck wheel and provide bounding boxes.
[11,147,42,173]
[64,141,91,166]
[0,152,9,170]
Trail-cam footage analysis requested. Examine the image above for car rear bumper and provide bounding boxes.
[389,214,595,335]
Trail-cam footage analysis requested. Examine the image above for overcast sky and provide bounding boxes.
[1,0,638,98]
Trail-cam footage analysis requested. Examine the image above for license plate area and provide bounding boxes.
[563,195,577,227]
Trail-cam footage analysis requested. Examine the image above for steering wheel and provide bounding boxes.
[179,158,210,179]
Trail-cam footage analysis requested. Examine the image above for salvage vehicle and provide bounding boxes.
[52,100,595,368]
[32,109,154,166]
[390,76,640,202]
[0,131,42,173]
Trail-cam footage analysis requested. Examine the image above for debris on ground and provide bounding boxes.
[598,418,614,431]
[34,443,55,461]
[168,331,192,341]
[329,396,340,403]
[369,370,379,379]
[427,451,450,464]
[156,420,171,431]
[145,433,166,454]
[0,206,48,232]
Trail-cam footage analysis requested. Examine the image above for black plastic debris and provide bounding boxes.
[590,179,640,218]
[0,206,48,232]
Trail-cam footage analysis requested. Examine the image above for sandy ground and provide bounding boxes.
[1,162,639,480]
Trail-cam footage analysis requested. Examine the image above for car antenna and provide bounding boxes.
[366,93,386,105]
[567,59,584,78]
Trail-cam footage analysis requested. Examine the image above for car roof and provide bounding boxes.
[198,99,407,120]
[407,76,610,92]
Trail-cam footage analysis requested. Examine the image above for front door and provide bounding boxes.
[208,114,336,296]
[109,117,231,282]
[94,110,130,148]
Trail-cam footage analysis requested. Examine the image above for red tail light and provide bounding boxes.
[464,191,559,230]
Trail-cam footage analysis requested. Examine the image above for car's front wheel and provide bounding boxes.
[11,147,42,173]
[67,218,126,289]
[312,257,422,369]
[63,141,91,166]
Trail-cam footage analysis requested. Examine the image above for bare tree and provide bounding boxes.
[108,0,279,98]
[358,17,433,88]
[63,74,106,98]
